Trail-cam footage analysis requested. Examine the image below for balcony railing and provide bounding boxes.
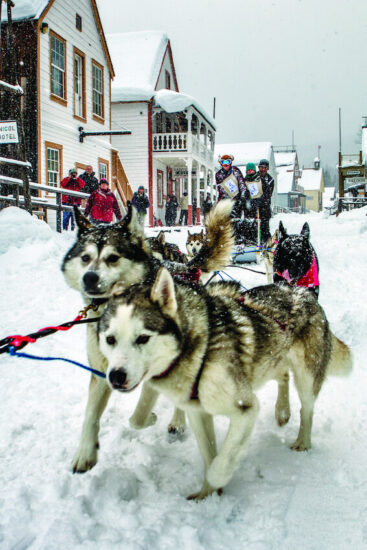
[153,133,187,152]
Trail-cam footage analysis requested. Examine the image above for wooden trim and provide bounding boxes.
[45,141,63,196]
[157,169,164,208]
[165,70,171,90]
[148,101,153,226]
[49,29,67,105]
[36,21,42,188]
[90,0,115,78]
[75,162,88,173]
[73,46,87,122]
[91,58,105,123]
[98,157,110,181]
[167,41,179,92]
[76,13,82,32]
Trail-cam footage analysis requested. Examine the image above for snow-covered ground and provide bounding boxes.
[0,206,366,550]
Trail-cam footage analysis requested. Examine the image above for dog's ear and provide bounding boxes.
[187,230,191,237]
[119,203,144,237]
[150,267,177,318]
[157,231,165,245]
[278,221,287,240]
[300,222,310,240]
[74,206,92,231]
[200,229,204,237]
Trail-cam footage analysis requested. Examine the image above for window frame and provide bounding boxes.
[76,13,82,32]
[45,141,63,195]
[92,59,105,123]
[49,30,67,106]
[165,70,171,90]
[73,46,86,122]
[98,157,110,181]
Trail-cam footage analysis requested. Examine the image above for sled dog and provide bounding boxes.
[98,270,352,499]
[273,221,320,298]
[61,200,234,473]
[186,229,205,259]
[262,227,280,284]
[148,231,188,264]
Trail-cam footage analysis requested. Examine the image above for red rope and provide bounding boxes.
[6,314,83,349]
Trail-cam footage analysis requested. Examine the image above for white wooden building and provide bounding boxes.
[1,0,131,225]
[107,31,216,226]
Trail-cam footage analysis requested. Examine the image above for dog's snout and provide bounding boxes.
[109,368,127,390]
[83,271,99,288]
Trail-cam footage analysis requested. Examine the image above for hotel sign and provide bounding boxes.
[0,121,19,143]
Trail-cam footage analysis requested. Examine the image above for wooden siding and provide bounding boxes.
[39,0,112,185]
[156,45,178,91]
[111,102,149,194]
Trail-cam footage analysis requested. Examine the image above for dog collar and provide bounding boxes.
[152,351,205,401]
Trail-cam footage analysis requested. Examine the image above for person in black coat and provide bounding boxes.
[244,160,274,243]
[79,165,99,194]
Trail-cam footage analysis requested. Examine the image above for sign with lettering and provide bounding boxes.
[0,121,19,143]
[345,177,366,185]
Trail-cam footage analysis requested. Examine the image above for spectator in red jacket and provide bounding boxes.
[61,168,85,230]
[84,178,122,224]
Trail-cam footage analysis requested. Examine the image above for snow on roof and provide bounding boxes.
[274,151,297,167]
[154,89,216,129]
[107,31,169,102]
[215,142,272,167]
[299,168,323,191]
[276,165,294,193]
[1,0,48,22]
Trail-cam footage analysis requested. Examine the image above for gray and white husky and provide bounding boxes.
[61,200,234,473]
[98,270,352,499]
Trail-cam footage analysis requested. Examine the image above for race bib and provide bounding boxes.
[220,174,239,198]
[247,179,263,199]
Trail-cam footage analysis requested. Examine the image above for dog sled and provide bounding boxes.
[231,213,261,264]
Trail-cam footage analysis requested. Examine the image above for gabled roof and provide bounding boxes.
[155,89,216,130]
[299,168,323,191]
[215,142,273,167]
[1,0,114,77]
[108,31,172,102]
[276,166,294,193]
[274,151,297,168]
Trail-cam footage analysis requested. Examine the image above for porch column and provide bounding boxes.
[186,158,193,225]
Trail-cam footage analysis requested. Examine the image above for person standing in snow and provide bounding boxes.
[178,191,189,225]
[215,154,246,219]
[132,185,150,228]
[61,168,85,230]
[84,178,122,224]
[202,192,213,222]
[244,160,274,243]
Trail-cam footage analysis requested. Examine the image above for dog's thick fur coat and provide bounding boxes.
[61,200,234,472]
[98,270,352,499]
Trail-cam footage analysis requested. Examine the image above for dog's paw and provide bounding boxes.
[275,405,291,426]
[129,412,157,430]
[186,485,222,501]
[289,439,311,452]
[72,443,99,473]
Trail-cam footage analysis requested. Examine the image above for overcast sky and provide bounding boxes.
[97,0,367,169]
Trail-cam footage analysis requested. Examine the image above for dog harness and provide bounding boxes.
[277,255,319,289]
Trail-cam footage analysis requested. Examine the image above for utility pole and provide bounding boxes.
[213,97,216,119]
[338,107,343,199]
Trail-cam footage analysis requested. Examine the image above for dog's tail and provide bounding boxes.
[188,199,235,273]
[327,334,353,377]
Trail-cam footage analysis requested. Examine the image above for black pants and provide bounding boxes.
[179,209,188,225]
[260,218,271,243]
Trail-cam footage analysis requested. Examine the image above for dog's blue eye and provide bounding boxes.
[106,255,119,264]
[136,335,150,345]
[81,254,91,263]
[106,335,116,346]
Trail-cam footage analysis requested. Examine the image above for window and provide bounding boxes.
[165,70,171,90]
[157,170,164,207]
[98,157,109,181]
[76,13,82,31]
[92,60,104,122]
[45,142,63,189]
[73,48,86,120]
[50,31,67,104]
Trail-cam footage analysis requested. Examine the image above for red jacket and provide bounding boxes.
[84,189,122,222]
[61,176,85,205]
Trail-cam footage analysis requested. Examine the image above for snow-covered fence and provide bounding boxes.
[0,175,89,232]
[338,197,367,212]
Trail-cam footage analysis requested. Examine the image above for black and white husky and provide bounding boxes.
[98,269,352,499]
[61,200,234,473]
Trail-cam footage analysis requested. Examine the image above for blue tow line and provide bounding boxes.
[8,346,106,379]
[215,270,248,291]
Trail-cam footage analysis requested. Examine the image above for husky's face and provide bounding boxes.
[99,269,181,392]
[62,207,151,299]
[186,230,204,257]
[274,222,313,282]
